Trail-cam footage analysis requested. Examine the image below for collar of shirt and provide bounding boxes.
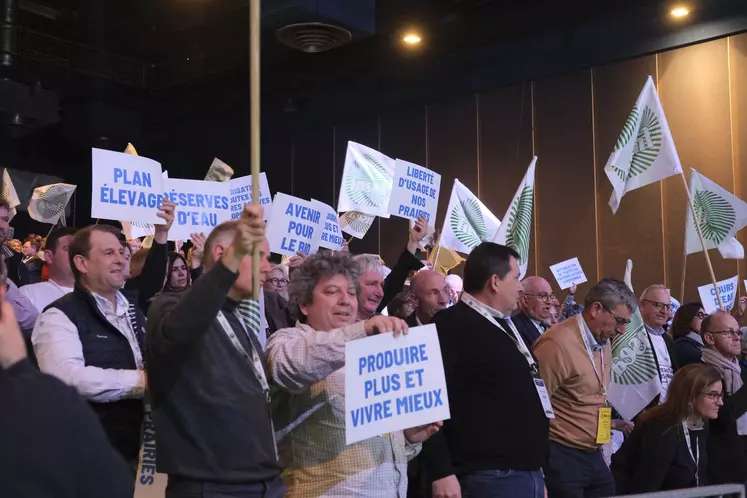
[1,244,12,258]
[578,314,607,351]
[91,291,130,318]
[415,314,423,326]
[461,292,505,319]
[645,323,666,336]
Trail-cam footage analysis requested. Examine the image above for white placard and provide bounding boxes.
[387,160,441,226]
[340,211,375,240]
[228,174,272,221]
[698,275,739,314]
[91,148,165,225]
[163,178,231,241]
[311,199,344,250]
[266,193,321,256]
[344,324,450,445]
[134,405,167,497]
[549,257,588,290]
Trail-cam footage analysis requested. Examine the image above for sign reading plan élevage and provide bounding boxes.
[345,324,450,445]
[387,160,441,225]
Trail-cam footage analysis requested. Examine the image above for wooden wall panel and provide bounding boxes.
[426,96,479,232]
[593,56,664,293]
[379,106,427,268]
[332,118,380,256]
[533,70,597,299]
[731,33,747,292]
[659,38,738,304]
[477,82,536,275]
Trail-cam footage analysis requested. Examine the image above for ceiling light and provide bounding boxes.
[671,7,689,18]
[403,33,422,45]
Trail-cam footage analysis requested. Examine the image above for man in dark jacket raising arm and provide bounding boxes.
[147,205,284,498]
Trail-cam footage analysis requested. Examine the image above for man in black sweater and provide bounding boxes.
[147,205,284,498]
[422,242,550,498]
[0,270,132,498]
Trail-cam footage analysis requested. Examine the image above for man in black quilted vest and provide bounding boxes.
[31,202,174,469]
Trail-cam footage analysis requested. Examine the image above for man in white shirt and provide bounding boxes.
[20,227,77,312]
[639,284,676,404]
[32,202,173,467]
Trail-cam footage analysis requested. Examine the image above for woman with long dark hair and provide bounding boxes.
[671,302,707,367]
[164,252,191,293]
[611,363,723,493]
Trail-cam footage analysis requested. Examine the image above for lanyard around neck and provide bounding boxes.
[576,314,607,400]
[682,423,700,486]
[215,310,270,397]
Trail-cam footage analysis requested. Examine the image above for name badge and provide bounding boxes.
[532,377,555,419]
[596,407,612,444]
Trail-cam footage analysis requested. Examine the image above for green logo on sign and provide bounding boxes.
[450,198,488,249]
[504,185,533,264]
[694,190,736,245]
[344,153,390,209]
[611,311,659,385]
[611,105,663,182]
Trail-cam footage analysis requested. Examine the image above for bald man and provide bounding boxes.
[511,276,556,347]
[406,270,449,327]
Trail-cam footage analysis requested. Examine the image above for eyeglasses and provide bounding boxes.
[601,303,632,326]
[524,293,556,304]
[696,311,708,320]
[709,329,743,339]
[701,391,724,401]
[268,278,289,288]
[642,299,672,311]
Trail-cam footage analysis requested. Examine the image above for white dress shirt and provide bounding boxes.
[32,290,146,403]
[19,280,73,313]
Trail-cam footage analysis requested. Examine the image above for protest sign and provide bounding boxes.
[344,324,450,445]
[340,211,375,239]
[91,148,164,225]
[387,160,441,225]
[698,276,738,314]
[134,404,167,498]
[163,178,231,240]
[228,174,272,221]
[549,257,588,290]
[266,193,321,256]
[337,141,394,218]
[311,199,344,250]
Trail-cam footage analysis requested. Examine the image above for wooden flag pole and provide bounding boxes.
[250,0,261,301]
[679,171,723,308]
[679,250,687,303]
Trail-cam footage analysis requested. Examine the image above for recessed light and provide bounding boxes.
[403,33,422,45]
[671,7,689,18]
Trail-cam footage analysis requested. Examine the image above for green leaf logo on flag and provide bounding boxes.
[344,153,391,209]
[694,190,736,245]
[504,185,533,265]
[611,310,659,385]
[610,106,662,182]
[450,198,488,249]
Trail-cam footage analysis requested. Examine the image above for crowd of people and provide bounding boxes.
[1,195,747,498]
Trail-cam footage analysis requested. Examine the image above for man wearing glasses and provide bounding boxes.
[639,285,678,405]
[533,278,637,498]
[512,276,556,347]
[700,310,747,486]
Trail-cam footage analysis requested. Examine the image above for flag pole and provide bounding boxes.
[249,0,261,301]
[679,251,687,303]
[679,171,723,308]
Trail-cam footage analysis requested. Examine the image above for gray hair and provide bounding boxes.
[584,277,638,313]
[639,284,668,302]
[269,263,289,280]
[288,252,362,323]
[352,253,388,278]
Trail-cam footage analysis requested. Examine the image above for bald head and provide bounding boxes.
[519,276,554,322]
[702,310,741,360]
[411,270,449,323]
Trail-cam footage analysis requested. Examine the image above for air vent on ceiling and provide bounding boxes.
[276,22,352,53]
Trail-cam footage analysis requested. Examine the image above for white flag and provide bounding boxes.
[337,141,394,218]
[28,183,76,225]
[439,179,500,255]
[686,169,747,260]
[608,259,662,420]
[2,169,20,220]
[204,157,235,182]
[339,211,375,239]
[492,157,536,278]
[605,76,682,214]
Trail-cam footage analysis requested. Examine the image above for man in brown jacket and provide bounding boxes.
[534,278,637,498]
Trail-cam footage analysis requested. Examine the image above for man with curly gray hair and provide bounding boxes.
[266,250,442,498]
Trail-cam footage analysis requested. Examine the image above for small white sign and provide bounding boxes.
[266,193,321,256]
[549,257,588,290]
[344,324,450,445]
[698,275,739,314]
[311,199,344,250]
[387,160,441,226]
[340,211,375,240]
[91,148,165,225]
[163,178,232,240]
[228,174,272,221]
